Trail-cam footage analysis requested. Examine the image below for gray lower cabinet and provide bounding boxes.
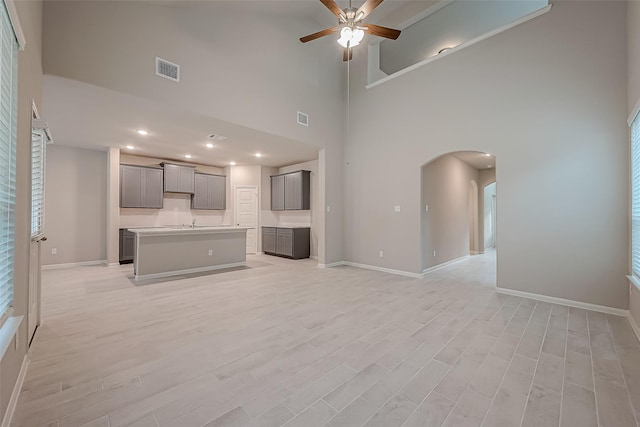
[270,170,310,211]
[120,165,163,208]
[119,229,135,264]
[162,163,195,193]
[262,227,310,259]
[192,173,226,210]
[262,227,276,254]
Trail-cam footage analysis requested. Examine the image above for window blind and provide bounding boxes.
[0,0,18,318]
[632,112,640,278]
[31,129,45,238]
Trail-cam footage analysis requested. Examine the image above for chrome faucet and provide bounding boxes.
[191,217,197,229]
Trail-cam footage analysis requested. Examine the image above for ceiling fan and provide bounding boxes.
[300,0,401,61]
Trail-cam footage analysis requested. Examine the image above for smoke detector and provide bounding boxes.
[208,134,227,141]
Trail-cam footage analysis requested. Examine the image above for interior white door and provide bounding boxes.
[235,187,258,254]
[29,125,47,346]
[28,238,42,345]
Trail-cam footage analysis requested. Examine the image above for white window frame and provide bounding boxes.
[0,0,20,329]
[631,107,640,287]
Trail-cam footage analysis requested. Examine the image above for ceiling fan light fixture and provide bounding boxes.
[337,27,352,48]
[337,27,364,48]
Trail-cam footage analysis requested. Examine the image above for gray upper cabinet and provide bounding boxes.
[271,170,310,211]
[120,164,163,209]
[162,163,195,193]
[192,173,226,210]
[271,175,285,211]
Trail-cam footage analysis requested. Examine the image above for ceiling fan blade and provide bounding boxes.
[300,26,339,43]
[320,0,345,18]
[365,23,401,40]
[343,48,353,62]
[355,0,384,20]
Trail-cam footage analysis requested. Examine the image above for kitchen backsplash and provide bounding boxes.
[120,193,230,227]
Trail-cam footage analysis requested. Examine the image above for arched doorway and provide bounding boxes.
[420,151,496,275]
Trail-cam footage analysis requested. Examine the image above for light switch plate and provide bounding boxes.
[327,206,331,212]
[394,205,401,212]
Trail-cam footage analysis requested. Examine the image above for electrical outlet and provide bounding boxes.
[51,248,57,255]
[327,205,331,212]
[208,249,213,256]
[425,205,429,212]
[394,205,401,212]
[433,250,436,257]
[379,251,384,258]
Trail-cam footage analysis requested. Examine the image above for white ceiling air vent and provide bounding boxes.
[297,111,309,127]
[155,57,180,82]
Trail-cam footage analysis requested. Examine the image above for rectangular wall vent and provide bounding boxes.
[297,111,309,126]
[155,57,180,82]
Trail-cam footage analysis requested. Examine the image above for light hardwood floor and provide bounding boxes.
[12,252,640,427]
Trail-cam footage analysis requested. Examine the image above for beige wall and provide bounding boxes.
[42,145,107,265]
[1,0,43,422]
[421,154,480,270]
[346,1,628,308]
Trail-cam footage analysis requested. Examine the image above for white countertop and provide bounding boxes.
[128,226,248,235]
[262,225,311,229]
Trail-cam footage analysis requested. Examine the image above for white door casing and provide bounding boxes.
[235,186,258,254]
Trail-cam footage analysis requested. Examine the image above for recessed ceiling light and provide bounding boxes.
[255,153,262,158]
[484,153,491,157]
[230,161,236,166]
[126,145,135,150]
[487,165,492,168]
[185,154,192,159]
[136,130,149,136]
[205,143,214,148]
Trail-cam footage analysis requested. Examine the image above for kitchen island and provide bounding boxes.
[127,226,247,280]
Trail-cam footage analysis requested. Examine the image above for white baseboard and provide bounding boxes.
[318,261,346,268]
[310,255,318,260]
[134,261,247,281]
[628,312,640,344]
[107,262,120,267]
[495,287,628,317]
[42,260,108,270]
[342,261,423,279]
[422,256,469,276]
[2,354,29,427]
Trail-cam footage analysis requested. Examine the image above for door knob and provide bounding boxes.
[40,236,47,242]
